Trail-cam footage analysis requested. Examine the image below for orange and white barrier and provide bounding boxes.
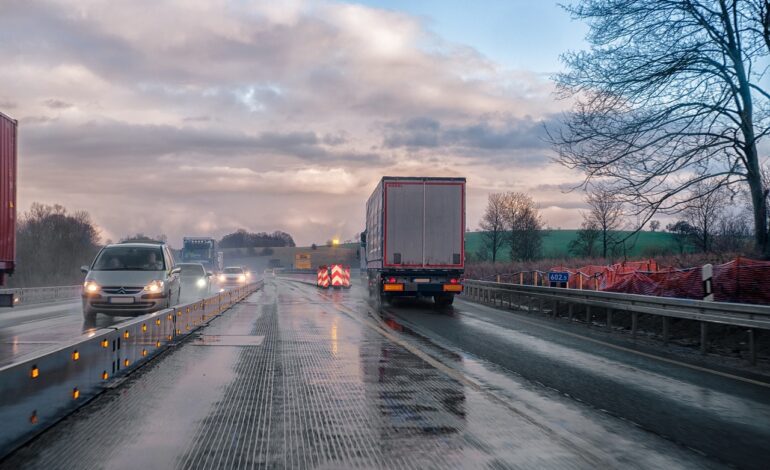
[330,264,345,288]
[317,266,330,288]
[343,266,351,289]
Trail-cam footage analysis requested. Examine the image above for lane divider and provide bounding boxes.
[0,281,263,460]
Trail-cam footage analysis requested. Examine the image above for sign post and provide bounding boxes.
[548,271,569,288]
[702,264,714,301]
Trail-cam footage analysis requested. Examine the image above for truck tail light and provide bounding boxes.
[449,278,460,284]
[387,277,396,283]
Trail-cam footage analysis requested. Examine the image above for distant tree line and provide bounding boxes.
[8,203,101,287]
[218,229,295,249]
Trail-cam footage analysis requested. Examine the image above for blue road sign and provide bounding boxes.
[548,272,569,283]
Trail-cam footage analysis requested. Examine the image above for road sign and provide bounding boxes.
[295,253,312,270]
[548,272,569,283]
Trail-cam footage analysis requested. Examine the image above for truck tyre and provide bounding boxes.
[434,294,454,308]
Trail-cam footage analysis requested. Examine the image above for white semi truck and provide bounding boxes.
[363,176,465,307]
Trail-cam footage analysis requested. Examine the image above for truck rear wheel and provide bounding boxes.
[434,294,454,308]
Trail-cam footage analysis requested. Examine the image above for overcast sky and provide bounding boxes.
[1,0,591,246]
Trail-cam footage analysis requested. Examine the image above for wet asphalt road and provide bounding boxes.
[1,278,741,469]
[381,294,770,469]
[0,286,221,367]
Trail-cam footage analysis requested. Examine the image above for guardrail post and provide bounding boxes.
[631,312,638,338]
[568,303,574,321]
[606,309,612,331]
[700,322,708,354]
[662,317,669,346]
[748,329,756,366]
[585,305,592,325]
[553,300,558,318]
[539,298,544,314]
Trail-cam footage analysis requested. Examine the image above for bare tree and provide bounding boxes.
[667,220,698,254]
[478,193,508,263]
[10,204,101,287]
[569,219,600,257]
[683,182,727,252]
[502,192,544,261]
[714,212,753,251]
[551,0,770,256]
[649,220,661,232]
[585,188,625,258]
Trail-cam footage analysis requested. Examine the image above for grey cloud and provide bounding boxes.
[383,116,556,151]
[23,120,329,160]
[44,99,73,109]
[383,117,440,148]
[4,0,567,245]
[182,116,212,122]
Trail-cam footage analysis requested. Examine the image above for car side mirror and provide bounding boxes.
[171,267,182,275]
[207,272,213,277]
[80,265,90,274]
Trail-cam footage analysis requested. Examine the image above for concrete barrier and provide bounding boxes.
[0,285,82,308]
[0,281,262,459]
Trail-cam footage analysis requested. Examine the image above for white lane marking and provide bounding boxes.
[457,298,770,389]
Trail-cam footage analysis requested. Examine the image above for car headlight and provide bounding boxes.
[238,275,246,282]
[196,278,206,288]
[218,274,226,282]
[83,281,100,294]
[144,280,164,293]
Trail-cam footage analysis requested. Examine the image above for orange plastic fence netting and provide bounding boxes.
[562,258,770,305]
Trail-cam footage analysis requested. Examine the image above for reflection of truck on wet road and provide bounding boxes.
[364,176,465,307]
[181,237,221,273]
[0,112,17,305]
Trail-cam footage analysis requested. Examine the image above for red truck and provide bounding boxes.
[0,111,17,304]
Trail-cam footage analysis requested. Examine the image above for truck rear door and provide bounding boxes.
[384,180,464,269]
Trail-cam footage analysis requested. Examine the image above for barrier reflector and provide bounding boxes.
[317,266,330,288]
[330,264,346,288]
[343,266,351,288]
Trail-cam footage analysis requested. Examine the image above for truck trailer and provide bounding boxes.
[364,176,465,307]
[0,112,17,302]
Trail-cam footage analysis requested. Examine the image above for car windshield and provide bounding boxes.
[179,264,205,276]
[224,267,243,274]
[92,246,165,271]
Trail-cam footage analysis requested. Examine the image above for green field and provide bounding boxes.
[465,230,679,260]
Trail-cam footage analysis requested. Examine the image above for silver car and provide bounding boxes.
[81,242,181,321]
[217,266,248,286]
[178,262,213,299]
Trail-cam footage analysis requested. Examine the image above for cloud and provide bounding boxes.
[1,0,577,245]
[383,115,556,151]
[44,99,73,109]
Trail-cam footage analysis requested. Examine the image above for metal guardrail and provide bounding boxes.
[463,280,770,364]
[0,285,82,307]
[0,280,263,459]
